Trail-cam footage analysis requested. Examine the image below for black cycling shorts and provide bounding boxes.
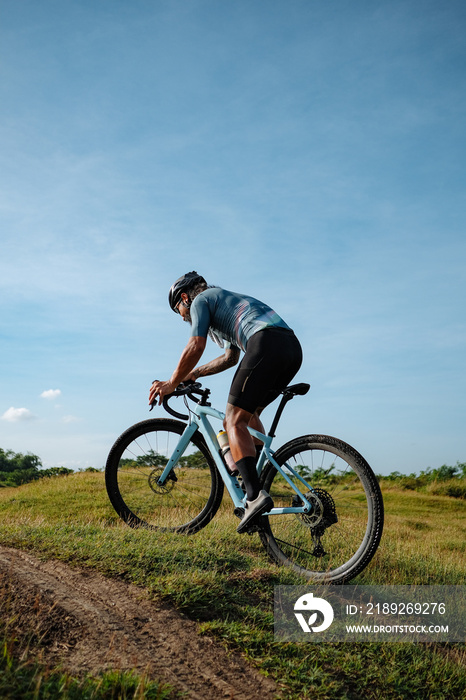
[228,327,303,414]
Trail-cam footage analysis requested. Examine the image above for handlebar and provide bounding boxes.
[149,380,211,420]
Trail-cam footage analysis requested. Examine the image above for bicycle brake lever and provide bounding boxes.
[148,380,203,416]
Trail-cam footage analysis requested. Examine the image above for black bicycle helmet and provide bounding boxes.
[168,271,206,312]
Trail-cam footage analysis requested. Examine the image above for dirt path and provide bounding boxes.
[0,545,277,700]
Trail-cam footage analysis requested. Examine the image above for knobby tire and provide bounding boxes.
[105,418,224,533]
[259,434,384,583]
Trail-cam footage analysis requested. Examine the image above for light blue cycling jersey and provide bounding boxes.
[189,287,291,353]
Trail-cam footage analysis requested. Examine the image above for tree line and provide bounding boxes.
[0,448,74,488]
[0,446,206,488]
[2,445,465,499]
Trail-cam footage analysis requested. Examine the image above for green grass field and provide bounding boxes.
[0,471,465,699]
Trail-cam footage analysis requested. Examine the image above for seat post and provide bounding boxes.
[267,383,310,438]
[268,393,293,438]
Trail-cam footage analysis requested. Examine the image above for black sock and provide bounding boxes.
[236,456,261,501]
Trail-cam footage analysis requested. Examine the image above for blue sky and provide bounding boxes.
[1,0,465,475]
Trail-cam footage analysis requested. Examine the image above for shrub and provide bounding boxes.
[380,462,466,499]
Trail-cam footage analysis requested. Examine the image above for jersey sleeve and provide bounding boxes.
[189,295,211,338]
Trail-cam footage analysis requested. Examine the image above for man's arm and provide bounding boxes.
[186,345,240,381]
[149,336,206,405]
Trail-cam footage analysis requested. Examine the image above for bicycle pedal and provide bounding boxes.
[245,523,262,535]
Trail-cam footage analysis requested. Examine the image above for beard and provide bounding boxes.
[183,309,192,324]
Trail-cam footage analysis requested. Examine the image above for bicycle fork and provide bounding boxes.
[156,423,198,485]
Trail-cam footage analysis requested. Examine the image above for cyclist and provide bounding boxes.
[149,271,303,533]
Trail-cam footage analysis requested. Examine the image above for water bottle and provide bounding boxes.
[217,430,239,476]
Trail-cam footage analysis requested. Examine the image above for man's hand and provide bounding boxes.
[149,379,177,407]
[148,336,206,407]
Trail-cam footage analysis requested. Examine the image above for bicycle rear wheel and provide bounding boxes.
[105,418,223,533]
[259,435,383,583]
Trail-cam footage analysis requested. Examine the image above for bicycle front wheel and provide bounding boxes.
[259,435,383,583]
[105,418,224,533]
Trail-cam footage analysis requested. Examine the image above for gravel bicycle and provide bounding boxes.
[105,381,384,584]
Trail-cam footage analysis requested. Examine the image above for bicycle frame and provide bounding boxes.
[156,402,314,516]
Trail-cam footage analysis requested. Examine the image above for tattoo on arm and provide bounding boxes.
[193,347,240,378]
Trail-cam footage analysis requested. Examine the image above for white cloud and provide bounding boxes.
[62,415,80,424]
[40,389,62,400]
[1,407,35,422]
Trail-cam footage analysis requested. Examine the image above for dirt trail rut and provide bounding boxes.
[0,545,277,700]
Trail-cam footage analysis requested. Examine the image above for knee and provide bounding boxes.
[224,406,249,433]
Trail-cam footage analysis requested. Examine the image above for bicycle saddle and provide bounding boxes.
[283,383,310,397]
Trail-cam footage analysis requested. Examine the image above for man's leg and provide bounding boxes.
[224,403,262,501]
[248,410,265,438]
[248,410,265,462]
[224,403,255,460]
[224,402,272,533]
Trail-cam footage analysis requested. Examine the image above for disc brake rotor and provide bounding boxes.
[148,467,177,495]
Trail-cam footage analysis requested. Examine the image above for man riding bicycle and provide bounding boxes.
[149,271,302,533]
